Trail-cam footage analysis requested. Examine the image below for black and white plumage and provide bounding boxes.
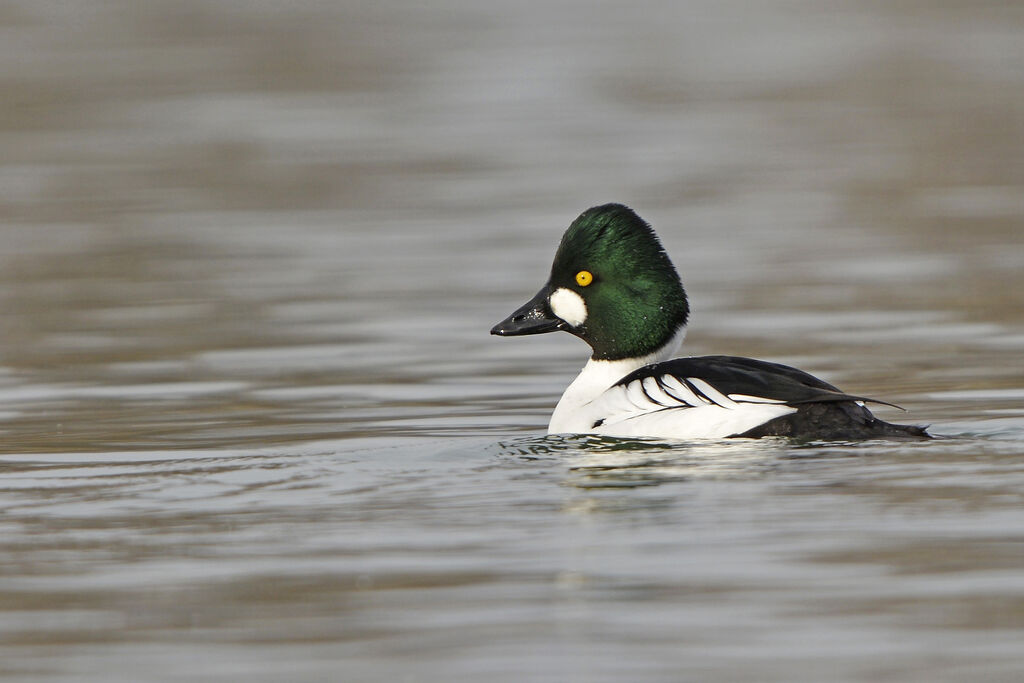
[491,204,930,441]
[587,356,926,441]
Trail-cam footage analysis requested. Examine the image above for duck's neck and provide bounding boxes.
[548,325,687,434]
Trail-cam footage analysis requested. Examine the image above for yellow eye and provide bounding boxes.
[575,270,593,287]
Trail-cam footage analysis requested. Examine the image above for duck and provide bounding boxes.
[490,203,929,441]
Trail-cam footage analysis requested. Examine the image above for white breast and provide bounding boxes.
[548,326,688,435]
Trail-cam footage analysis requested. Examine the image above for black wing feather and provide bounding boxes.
[614,355,901,409]
[606,355,927,440]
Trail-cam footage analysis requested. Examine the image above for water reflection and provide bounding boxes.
[492,434,790,487]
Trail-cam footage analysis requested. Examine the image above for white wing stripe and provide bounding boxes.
[625,380,653,411]
[641,376,674,407]
[602,373,792,427]
[659,375,704,406]
[686,377,739,409]
[727,393,787,404]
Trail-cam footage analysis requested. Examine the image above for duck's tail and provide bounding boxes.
[735,401,931,441]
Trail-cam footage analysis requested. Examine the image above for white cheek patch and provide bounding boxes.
[549,287,588,327]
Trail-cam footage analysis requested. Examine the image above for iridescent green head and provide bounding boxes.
[491,204,689,360]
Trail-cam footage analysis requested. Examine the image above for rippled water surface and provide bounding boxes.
[2,1,1024,681]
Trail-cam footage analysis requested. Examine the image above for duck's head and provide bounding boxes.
[491,203,689,361]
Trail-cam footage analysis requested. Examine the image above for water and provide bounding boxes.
[2,1,1024,681]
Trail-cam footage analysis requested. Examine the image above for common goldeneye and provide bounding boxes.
[491,203,929,440]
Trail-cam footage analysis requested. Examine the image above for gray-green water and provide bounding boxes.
[2,1,1024,681]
